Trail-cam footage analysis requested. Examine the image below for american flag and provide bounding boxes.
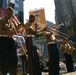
[12,14,19,26]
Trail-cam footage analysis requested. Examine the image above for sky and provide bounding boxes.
[23,0,55,24]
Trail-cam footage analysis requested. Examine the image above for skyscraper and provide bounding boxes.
[54,0,76,41]
[0,0,24,23]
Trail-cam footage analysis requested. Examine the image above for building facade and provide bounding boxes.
[54,0,76,41]
[71,0,76,18]
[0,0,24,23]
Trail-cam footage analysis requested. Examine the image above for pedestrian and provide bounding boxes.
[0,7,17,75]
[60,39,75,72]
[24,15,41,75]
[43,26,60,75]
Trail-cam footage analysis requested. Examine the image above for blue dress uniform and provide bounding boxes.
[24,20,41,75]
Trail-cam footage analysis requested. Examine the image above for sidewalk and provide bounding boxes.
[42,72,76,75]
[18,71,76,75]
[63,71,76,75]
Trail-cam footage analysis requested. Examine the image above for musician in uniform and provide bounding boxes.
[0,7,17,75]
[43,26,59,75]
[60,39,75,72]
[23,15,41,75]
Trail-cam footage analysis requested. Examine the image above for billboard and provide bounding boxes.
[29,8,46,31]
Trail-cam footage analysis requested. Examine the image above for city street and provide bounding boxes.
[42,71,76,75]
[63,72,76,75]
[26,71,76,75]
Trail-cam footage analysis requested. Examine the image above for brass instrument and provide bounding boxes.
[65,39,75,55]
[65,43,75,55]
[47,23,69,39]
[11,14,26,55]
[36,22,69,41]
[53,22,64,29]
[61,39,75,55]
[51,28,69,39]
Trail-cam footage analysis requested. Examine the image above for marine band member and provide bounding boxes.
[43,26,59,75]
[60,39,75,72]
[24,15,41,75]
[60,39,75,55]
[0,7,18,75]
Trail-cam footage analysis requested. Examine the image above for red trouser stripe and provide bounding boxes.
[28,37,33,75]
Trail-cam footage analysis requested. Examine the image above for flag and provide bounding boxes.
[12,14,19,26]
[34,11,40,17]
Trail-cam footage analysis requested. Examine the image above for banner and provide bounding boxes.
[0,8,6,18]
[29,8,46,31]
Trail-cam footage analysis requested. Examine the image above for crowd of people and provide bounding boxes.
[0,7,76,75]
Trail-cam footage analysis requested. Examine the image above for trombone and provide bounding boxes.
[11,14,26,55]
[49,25,69,39]
[38,23,69,40]
[51,28,69,38]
